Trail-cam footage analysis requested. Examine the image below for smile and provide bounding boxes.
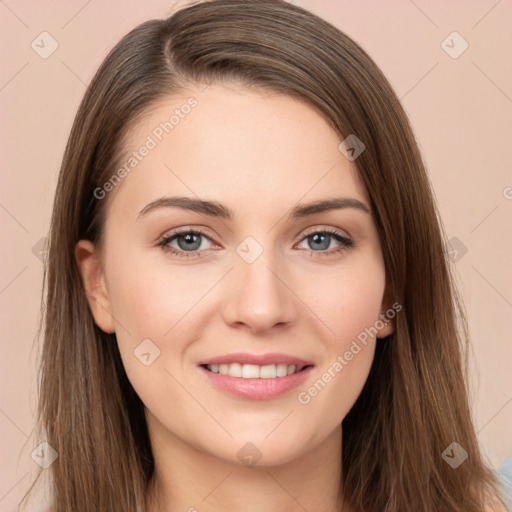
[198,364,314,400]
[202,363,310,379]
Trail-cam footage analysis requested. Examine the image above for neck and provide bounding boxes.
[146,417,347,512]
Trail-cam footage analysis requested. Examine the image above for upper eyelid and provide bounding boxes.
[301,225,350,238]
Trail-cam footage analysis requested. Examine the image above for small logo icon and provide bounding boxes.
[442,441,468,468]
[134,338,161,366]
[441,31,469,59]
[338,134,365,161]
[31,32,59,59]
[236,236,264,264]
[237,442,263,467]
[447,237,468,263]
[31,236,48,262]
[31,441,58,469]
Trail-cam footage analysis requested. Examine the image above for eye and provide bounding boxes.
[157,228,215,259]
[157,227,354,259]
[296,228,354,257]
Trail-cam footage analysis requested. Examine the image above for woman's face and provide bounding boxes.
[77,82,393,466]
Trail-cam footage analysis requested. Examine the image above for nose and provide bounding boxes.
[221,251,297,335]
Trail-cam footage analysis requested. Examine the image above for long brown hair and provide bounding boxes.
[21,0,502,510]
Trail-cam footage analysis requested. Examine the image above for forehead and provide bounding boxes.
[106,82,370,220]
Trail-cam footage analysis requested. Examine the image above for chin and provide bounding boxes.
[216,434,314,469]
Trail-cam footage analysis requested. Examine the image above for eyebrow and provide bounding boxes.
[137,195,370,220]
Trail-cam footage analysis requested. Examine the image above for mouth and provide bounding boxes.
[200,362,313,379]
[198,362,315,400]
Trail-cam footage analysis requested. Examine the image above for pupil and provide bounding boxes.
[311,233,329,250]
[178,233,201,251]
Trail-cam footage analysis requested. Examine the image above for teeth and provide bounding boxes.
[260,364,277,378]
[228,363,242,377]
[276,364,288,377]
[242,364,260,378]
[207,363,302,378]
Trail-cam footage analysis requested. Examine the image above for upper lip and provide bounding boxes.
[198,352,314,367]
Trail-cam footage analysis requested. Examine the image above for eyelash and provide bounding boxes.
[157,227,354,259]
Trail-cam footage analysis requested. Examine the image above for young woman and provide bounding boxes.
[21,0,506,510]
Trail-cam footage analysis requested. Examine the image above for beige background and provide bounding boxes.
[1,0,511,508]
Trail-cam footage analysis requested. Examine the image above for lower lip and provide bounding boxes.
[198,365,314,400]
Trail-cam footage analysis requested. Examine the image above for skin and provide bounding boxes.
[76,82,395,512]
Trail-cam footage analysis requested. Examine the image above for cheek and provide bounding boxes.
[294,257,384,413]
[303,254,386,346]
[104,259,205,423]
[296,339,376,445]
[101,245,202,381]
[106,253,209,338]
[295,283,380,435]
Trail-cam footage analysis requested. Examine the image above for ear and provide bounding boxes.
[74,239,116,333]
[376,284,397,339]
